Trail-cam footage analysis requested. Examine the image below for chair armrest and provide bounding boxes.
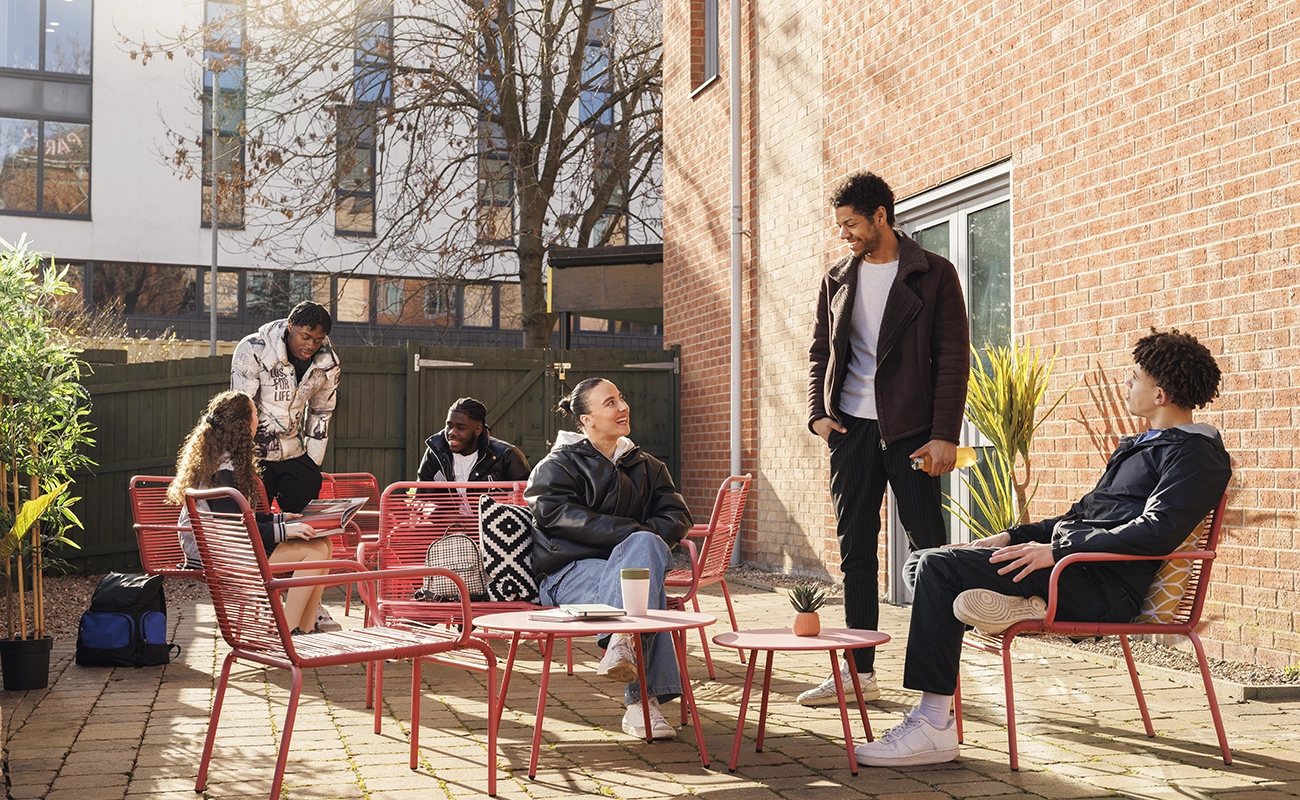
[671,538,701,603]
[1042,549,1216,622]
[269,563,476,647]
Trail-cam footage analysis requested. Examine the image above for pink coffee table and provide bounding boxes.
[711,627,890,774]
[475,610,716,778]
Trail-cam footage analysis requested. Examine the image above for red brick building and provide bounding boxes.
[662,0,1298,666]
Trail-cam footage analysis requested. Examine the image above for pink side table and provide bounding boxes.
[711,627,890,775]
[475,610,716,778]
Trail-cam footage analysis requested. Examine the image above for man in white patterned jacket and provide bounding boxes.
[231,301,341,515]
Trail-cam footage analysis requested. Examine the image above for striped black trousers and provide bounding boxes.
[828,414,946,672]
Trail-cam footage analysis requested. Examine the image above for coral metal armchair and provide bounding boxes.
[319,471,382,614]
[185,487,499,799]
[130,475,273,579]
[954,492,1231,771]
[130,475,201,579]
[665,474,752,679]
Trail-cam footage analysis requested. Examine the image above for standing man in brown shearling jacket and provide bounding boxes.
[801,171,970,706]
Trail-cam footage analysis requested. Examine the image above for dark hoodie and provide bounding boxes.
[416,428,531,484]
[1005,422,1231,612]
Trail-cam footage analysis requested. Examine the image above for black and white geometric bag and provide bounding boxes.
[477,495,539,603]
[414,533,488,602]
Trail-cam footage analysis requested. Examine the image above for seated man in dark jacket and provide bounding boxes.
[856,329,1232,768]
[417,397,531,485]
[526,377,693,741]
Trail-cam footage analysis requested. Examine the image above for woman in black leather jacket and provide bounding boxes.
[525,377,692,741]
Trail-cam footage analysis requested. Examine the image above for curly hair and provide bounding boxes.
[1132,328,1221,410]
[166,391,262,505]
[828,172,896,226]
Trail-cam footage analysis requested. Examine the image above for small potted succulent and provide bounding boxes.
[788,583,826,637]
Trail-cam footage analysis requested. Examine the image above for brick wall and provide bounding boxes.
[664,0,1300,666]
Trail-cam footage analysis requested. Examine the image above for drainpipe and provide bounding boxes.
[729,0,742,480]
[728,0,743,564]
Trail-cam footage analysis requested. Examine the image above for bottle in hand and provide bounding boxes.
[911,446,978,474]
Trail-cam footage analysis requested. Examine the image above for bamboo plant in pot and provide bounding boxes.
[0,236,93,691]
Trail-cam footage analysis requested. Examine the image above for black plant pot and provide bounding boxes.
[0,635,54,691]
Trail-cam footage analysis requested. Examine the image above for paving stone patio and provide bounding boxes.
[4,582,1298,799]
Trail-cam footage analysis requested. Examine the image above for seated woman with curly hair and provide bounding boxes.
[167,389,333,635]
[526,377,693,741]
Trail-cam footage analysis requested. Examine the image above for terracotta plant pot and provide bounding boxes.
[792,612,821,637]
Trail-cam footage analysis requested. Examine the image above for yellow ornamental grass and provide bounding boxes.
[949,342,1071,539]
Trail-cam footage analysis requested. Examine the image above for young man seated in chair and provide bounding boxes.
[856,329,1232,767]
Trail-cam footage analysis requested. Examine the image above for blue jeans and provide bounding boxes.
[538,531,680,705]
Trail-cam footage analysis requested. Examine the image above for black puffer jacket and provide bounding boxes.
[1006,423,1231,611]
[525,432,693,584]
[416,429,531,484]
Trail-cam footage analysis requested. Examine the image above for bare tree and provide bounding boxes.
[128,0,662,346]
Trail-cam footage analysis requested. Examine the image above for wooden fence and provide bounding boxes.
[65,343,680,573]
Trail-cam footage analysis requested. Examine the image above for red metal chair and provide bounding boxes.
[320,471,381,541]
[130,475,202,579]
[665,474,752,679]
[185,486,499,799]
[360,480,577,704]
[317,472,380,615]
[130,474,273,578]
[953,493,1232,771]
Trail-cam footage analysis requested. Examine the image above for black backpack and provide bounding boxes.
[76,573,180,667]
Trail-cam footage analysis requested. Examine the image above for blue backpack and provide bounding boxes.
[76,573,180,667]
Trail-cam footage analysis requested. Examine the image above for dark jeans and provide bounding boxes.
[902,546,1139,695]
[260,453,323,513]
[828,414,946,672]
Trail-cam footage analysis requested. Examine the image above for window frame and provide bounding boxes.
[200,0,247,229]
[886,161,1013,602]
[0,115,91,218]
[334,104,378,237]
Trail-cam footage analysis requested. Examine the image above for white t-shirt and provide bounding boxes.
[452,451,477,482]
[838,259,899,420]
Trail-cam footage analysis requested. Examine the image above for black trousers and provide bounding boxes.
[260,453,323,514]
[828,414,946,672]
[902,546,1139,695]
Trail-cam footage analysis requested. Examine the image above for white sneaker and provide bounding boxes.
[855,707,959,767]
[314,606,342,633]
[952,589,1047,635]
[621,696,676,740]
[797,661,881,706]
[596,634,638,684]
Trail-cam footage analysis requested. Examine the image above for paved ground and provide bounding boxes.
[4,582,1299,800]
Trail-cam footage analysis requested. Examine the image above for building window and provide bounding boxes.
[336,275,371,322]
[424,280,454,325]
[201,269,240,316]
[498,282,522,330]
[247,270,328,319]
[335,105,376,236]
[462,283,494,327]
[477,148,513,243]
[354,1,392,105]
[690,0,718,91]
[202,0,245,228]
[378,277,404,318]
[92,264,196,316]
[891,160,1012,563]
[1,0,92,74]
[577,315,610,333]
[0,117,90,216]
